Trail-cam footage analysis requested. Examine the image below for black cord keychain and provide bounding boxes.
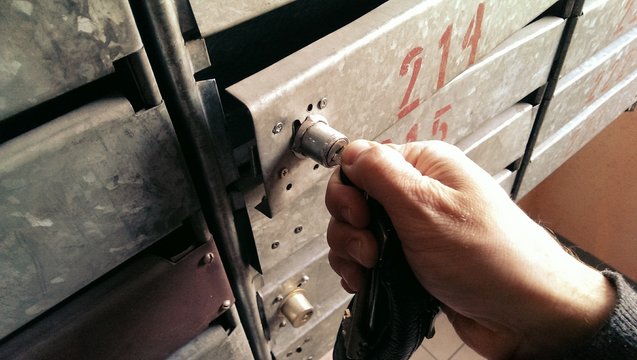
[332,170,440,360]
[290,115,440,360]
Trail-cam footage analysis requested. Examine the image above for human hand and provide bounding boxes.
[325,140,615,359]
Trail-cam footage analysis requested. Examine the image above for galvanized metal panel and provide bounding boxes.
[168,308,252,360]
[518,68,637,198]
[228,0,559,216]
[189,0,295,36]
[376,18,562,146]
[457,103,534,176]
[0,0,143,120]
[258,239,348,350]
[538,26,637,145]
[0,98,198,338]
[561,0,637,76]
[0,240,233,360]
[244,176,331,273]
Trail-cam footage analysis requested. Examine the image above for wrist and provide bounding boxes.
[518,259,616,358]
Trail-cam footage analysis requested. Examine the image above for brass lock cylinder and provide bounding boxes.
[279,289,314,328]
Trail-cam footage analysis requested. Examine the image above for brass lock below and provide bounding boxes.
[279,289,314,328]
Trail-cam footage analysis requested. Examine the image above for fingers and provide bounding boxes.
[327,217,378,268]
[325,168,370,229]
[328,251,365,293]
[327,217,378,293]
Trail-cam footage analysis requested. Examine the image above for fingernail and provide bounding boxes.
[346,236,373,268]
[342,140,374,166]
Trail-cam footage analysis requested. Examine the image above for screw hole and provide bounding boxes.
[296,347,303,353]
[294,225,303,234]
[286,183,293,191]
[271,241,280,249]
[313,164,319,170]
[307,104,313,112]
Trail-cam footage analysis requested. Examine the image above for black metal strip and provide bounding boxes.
[511,0,586,199]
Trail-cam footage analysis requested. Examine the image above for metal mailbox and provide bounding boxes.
[0,0,143,120]
[538,26,637,145]
[376,16,563,146]
[0,240,234,360]
[519,68,637,198]
[273,294,349,360]
[457,103,535,176]
[228,0,559,216]
[257,240,347,350]
[561,0,637,76]
[0,97,198,337]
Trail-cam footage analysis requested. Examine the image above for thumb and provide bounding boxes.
[340,140,446,211]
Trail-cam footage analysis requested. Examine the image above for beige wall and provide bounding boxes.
[518,111,637,280]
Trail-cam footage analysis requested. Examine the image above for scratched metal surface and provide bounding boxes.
[188,0,295,36]
[377,16,562,144]
[561,0,637,76]
[519,68,637,198]
[457,103,534,176]
[538,26,637,145]
[0,0,142,121]
[228,0,559,216]
[0,97,198,338]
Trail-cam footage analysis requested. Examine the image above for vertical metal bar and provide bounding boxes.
[130,1,270,359]
[511,0,585,199]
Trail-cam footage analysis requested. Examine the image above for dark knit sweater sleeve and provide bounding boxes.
[563,270,637,359]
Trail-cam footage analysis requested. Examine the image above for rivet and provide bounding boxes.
[294,225,303,234]
[280,320,287,327]
[280,168,289,178]
[318,97,328,109]
[272,241,280,249]
[272,122,284,134]
[300,275,310,285]
[221,299,232,310]
[273,295,284,304]
[203,252,215,264]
